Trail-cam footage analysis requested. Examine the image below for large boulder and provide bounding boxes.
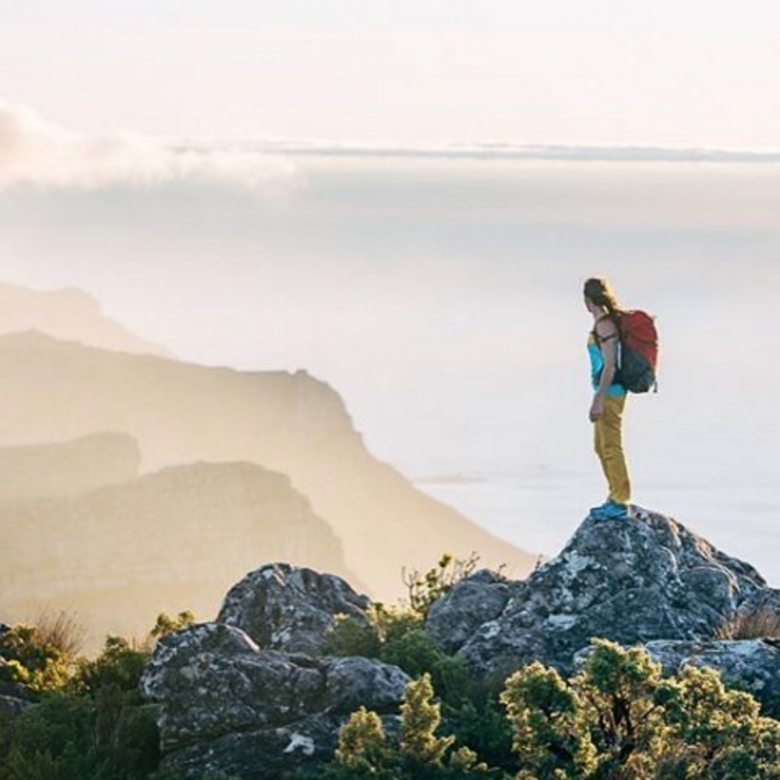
[424,569,519,653]
[643,638,780,714]
[456,507,780,676]
[140,622,409,778]
[217,563,371,655]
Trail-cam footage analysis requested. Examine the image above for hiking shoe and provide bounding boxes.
[598,500,630,520]
[590,500,630,520]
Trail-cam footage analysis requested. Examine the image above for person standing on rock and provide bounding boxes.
[584,277,631,520]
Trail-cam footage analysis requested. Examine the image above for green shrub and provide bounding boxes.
[0,688,159,780]
[149,611,196,642]
[402,552,482,618]
[440,698,517,772]
[0,623,74,693]
[289,673,503,780]
[500,638,780,780]
[0,610,201,780]
[322,614,382,658]
[72,635,150,701]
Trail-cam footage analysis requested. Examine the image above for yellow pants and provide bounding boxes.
[594,394,631,505]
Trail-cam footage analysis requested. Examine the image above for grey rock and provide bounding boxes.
[457,507,779,676]
[140,620,410,777]
[642,638,780,713]
[323,656,411,713]
[140,623,325,751]
[159,712,402,780]
[424,569,517,653]
[0,694,33,719]
[217,562,371,655]
[0,679,36,703]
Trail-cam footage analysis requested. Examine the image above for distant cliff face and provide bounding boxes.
[0,331,536,599]
[0,432,140,499]
[0,461,352,649]
[0,283,171,357]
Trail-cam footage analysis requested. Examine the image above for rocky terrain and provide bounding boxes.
[140,566,409,779]
[137,507,780,779]
[440,505,779,676]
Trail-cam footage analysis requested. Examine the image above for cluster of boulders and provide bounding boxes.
[137,508,780,778]
[140,564,409,779]
[9,508,780,778]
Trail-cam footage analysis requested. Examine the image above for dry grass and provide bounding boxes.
[716,606,780,640]
[31,607,87,657]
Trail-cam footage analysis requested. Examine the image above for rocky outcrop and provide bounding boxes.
[0,463,353,651]
[218,563,371,655]
[0,432,140,499]
[141,623,409,779]
[140,513,780,779]
[454,507,779,675]
[0,331,537,601]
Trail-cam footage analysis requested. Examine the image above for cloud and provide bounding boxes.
[0,101,301,193]
[2,98,778,196]
[228,139,780,164]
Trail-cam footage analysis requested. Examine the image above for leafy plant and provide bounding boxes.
[402,552,482,617]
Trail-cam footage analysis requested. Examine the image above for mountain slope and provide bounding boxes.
[0,432,140,499]
[0,331,536,598]
[0,461,351,648]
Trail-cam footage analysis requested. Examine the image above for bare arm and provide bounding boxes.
[594,319,619,398]
[589,318,619,421]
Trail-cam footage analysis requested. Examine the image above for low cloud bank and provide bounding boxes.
[0,101,300,193]
[2,99,778,194]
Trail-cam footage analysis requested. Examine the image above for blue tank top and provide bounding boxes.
[588,330,626,396]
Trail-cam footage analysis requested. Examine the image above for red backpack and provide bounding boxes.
[616,310,659,393]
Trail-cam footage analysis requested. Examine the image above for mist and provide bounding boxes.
[2,154,779,578]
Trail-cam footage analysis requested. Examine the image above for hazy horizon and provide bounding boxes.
[2,0,779,584]
[2,138,779,580]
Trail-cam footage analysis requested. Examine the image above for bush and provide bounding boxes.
[500,638,780,780]
[402,552,482,617]
[322,614,382,658]
[290,673,503,780]
[0,688,159,780]
[0,610,199,780]
[440,698,517,772]
[72,635,150,701]
[30,608,87,657]
[0,623,74,693]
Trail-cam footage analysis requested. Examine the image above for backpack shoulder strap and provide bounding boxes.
[591,313,619,344]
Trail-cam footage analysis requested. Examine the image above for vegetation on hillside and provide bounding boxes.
[3,558,780,779]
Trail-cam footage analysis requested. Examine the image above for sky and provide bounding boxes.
[1,0,779,148]
[2,2,780,574]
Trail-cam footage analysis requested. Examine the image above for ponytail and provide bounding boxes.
[584,277,624,327]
